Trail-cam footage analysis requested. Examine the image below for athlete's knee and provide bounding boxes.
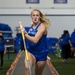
[25,63,28,70]
[25,65,29,70]
[24,61,29,70]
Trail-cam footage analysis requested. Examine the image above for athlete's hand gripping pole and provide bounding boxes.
[19,21,32,75]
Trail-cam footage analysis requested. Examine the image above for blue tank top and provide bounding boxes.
[26,23,48,53]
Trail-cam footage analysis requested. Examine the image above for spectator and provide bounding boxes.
[0,33,6,69]
[71,29,75,57]
[56,30,73,63]
[71,29,75,47]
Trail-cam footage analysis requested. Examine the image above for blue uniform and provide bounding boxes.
[60,34,70,45]
[59,34,71,59]
[0,37,6,51]
[59,34,71,49]
[71,31,75,47]
[26,23,48,61]
[0,36,6,68]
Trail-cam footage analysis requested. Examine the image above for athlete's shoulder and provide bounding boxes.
[39,23,46,29]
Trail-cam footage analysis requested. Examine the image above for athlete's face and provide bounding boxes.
[31,11,41,24]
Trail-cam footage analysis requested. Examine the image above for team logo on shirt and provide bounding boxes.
[30,28,32,31]
[28,28,32,33]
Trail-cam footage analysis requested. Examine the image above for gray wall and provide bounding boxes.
[0,15,75,38]
[0,0,75,38]
[0,0,75,8]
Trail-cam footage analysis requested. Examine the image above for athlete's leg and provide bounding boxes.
[35,61,46,75]
[24,52,36,75]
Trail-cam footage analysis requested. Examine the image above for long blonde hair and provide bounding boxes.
[31,9,50,28]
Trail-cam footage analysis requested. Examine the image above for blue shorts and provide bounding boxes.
[30,51,48,61]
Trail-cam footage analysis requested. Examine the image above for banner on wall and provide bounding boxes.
[26,0,39,4]
[54,0,67,4]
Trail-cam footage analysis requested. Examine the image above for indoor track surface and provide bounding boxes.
[9,51,58,75]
